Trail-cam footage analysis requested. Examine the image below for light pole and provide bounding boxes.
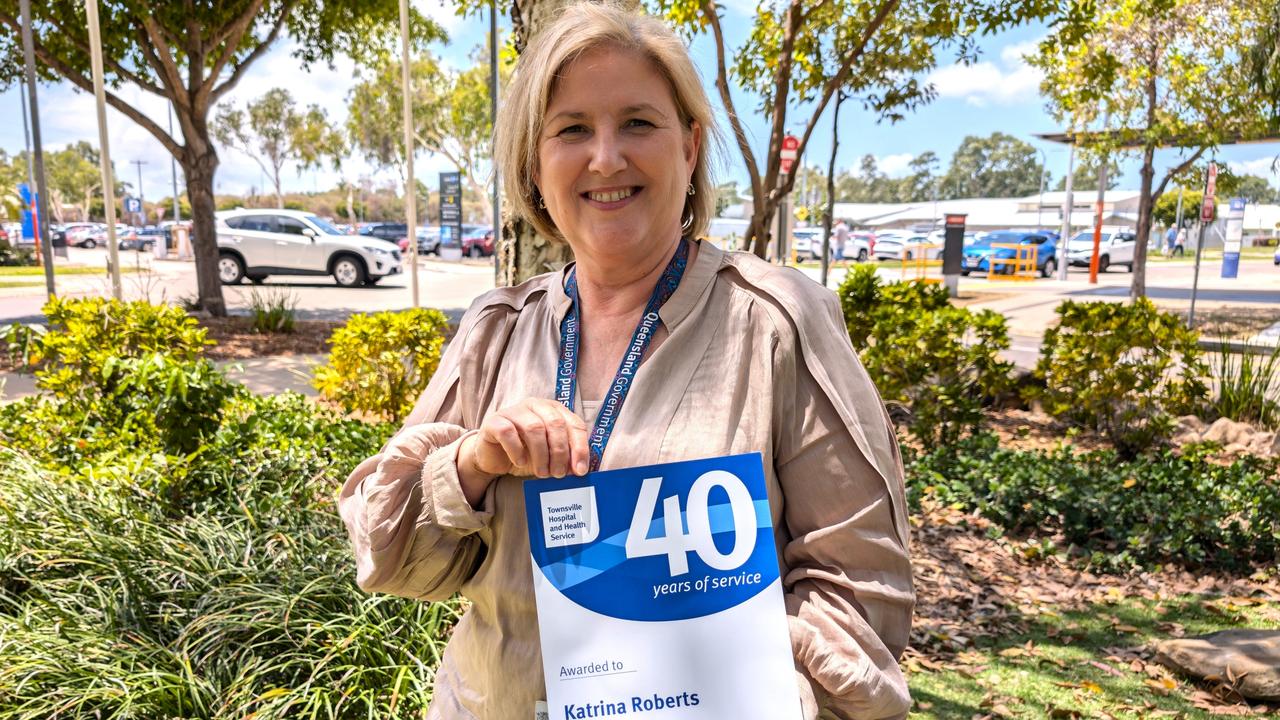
[398,0,419,307]
[168,107,181,224]
[131,160,147,226]
[1056,139,1075,280]
[1035,147,1047,231]
[490,0,501,284]
[20,0,56,299]
[84,0,122,298]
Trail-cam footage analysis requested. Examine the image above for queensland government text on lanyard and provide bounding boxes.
[555,239,689,472]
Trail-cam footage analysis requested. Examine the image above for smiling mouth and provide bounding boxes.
[583,187,640,204]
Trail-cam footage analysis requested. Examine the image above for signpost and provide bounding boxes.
[439,171,463,261]
[941,213,967,298]
[1187,162,1217,327]
[776,135,799,263]
[1222,197,1244,279]
[524,454,803,720]
[779,134,798,175]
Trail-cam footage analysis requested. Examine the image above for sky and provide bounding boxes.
[3,2,1279,208]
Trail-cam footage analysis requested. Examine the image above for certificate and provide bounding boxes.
[523,453,803,720]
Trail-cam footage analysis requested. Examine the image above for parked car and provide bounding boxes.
[76,224,134,248]
[843,231,875,262]
[872,232,936,261]
[461,224,494,257]
[217,209,403,287]
[962,230,1059,277]
[358,222,408,245]
[790,228,824,260]
[57,222,103,248]
[1066,228,1135,272]
[416,225,442,255]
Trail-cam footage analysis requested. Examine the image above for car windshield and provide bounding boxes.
[305,215,343,236]
[1071,231,1109,244]
[981,231,1026,245]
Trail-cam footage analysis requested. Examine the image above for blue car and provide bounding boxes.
[961,230,1060,278]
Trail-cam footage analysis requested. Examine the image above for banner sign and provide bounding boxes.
[439,172,462,248]
[524,453,802,720]
[1222,197,1244,279]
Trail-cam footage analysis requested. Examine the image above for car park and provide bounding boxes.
[872,232,936,261]
[217,209,403,287]
[1066,228,1135,272]
[962,230,1059,277]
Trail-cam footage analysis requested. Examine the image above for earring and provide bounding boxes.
[536,193,546,209]
[687,183,696,196]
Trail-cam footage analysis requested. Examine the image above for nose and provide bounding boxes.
[587,127,627,178]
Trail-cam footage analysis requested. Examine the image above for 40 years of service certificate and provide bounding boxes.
[523,453,803,720]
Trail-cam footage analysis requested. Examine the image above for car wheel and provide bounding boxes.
[1098,255,1110,273]
[332,255,366,287]
[1125,263,1133,273]
[857,249,868,262]
[961,269,971,276]
[468,245,483,259]
[218,253,245,284]
[83,238,96,249]
[1041,258,1056,278]
[904,251,913,261]
[247,274,267,285]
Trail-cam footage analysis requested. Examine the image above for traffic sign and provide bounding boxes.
[124,196,142,214]
[780,134,798,175]
[1204,163,1218,201]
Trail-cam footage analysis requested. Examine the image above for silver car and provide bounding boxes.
[216,209,403,287]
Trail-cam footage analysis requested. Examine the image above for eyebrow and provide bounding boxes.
[548,103,667,124]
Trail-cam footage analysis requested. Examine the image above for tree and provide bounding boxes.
[1152,188,1201,228]
[348,49,506,202]
[1033,0,1273,298]
[1054,151,1121,192]
[714,180,745,215]
[940,132,1045,199]
[835,155,891,202]
[896,151,939,202]
[0,1,444,315]
[654,0,1056,257]
[1222,174,1277,204]
[43,142,102,222]
[1246,2,1280,124]
[214,88,344,209]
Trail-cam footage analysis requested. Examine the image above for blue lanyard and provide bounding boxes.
[555,240,689,472]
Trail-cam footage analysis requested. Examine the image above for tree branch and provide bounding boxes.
[1154,146,1208,201]
[209,0,295,105]
[41,13,165,96]
[760,0,805,199]
[137,12,190,107]
[701,0,762,209]
[0,13,183,158]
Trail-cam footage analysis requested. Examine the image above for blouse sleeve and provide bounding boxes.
[772,318,915,720]
[336,313,494,602]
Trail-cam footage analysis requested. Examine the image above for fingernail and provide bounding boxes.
[576,461,587,475]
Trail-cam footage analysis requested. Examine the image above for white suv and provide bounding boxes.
[216,209,403,287]
[1066,228,1135,272]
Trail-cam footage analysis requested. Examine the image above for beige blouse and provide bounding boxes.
[338,241,915,720]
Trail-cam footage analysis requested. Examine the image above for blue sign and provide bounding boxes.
[124,196,142,214]
[18,183,39,241]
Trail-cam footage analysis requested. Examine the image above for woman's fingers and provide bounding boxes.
[477,398,593,479]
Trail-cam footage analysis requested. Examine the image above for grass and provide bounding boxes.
[1211,340,1280,429]
[0,280,41,288]
[0,265,140,276]
[909,595,1279,719]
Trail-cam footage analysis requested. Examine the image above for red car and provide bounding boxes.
[462,225,494,258]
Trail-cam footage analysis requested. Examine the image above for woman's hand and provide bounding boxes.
[457,398,591,506]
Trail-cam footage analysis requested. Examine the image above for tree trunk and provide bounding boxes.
[1131,144,1155,299]
[183,147,226,316]
[498,0,640,286]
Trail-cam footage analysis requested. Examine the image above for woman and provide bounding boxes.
[338,5,913,718]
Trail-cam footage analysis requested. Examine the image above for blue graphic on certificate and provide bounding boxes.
[523,453,803,719]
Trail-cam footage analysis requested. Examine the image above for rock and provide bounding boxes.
[1223,442,1248,456]
[1249,431,1277,457]
[1155,629,1280,701]
[1175,415,1207,436]
[1203,417,1255,447]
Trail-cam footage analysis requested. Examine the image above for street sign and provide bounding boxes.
[439,172,462,249]
[124,196,142,214]
[1200,197,1216,223]
[1222,197,1244,279]
[1204,162,1218,201]
[780,134,798,175]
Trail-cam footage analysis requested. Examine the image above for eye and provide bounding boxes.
[557,124,588,137]
[625,118,654,129]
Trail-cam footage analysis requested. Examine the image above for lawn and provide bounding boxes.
[0,265,139,276]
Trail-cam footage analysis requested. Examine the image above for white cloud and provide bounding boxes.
[1228,158,1280,184]
[927,38,1045,107]
[877,153,915,177]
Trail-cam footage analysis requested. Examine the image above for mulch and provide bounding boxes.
[198,317,341,360]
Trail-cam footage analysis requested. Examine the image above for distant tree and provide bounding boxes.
[714,181,745,215]
[1033,0,1273,298]
[940,132,1045,198]
[1222,174,1277,204]
[1054,152,1121,192]
[214,88,344,210]
[1246,2,1280,124]
[1152,188,1202,227]
[896,151,940,201]
[0,0,444,316]
[835,154,894,202]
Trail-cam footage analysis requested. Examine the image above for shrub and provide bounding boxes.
[906,434,1280,572]
[1210,340,1280,430]
[0,244,36,266]
[0,322,43,369]
[313,308,450,422]
[837,268,1012,443]
[34,296,212,400]
[248,286,298,334]
[1032,298,1208,456]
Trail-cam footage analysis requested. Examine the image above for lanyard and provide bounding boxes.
[555,239,689,472]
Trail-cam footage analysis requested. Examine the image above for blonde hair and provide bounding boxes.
[494,2,721,242]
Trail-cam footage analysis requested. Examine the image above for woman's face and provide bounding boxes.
[536,46,700,263]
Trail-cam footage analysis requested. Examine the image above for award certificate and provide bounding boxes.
[523,453,802,720]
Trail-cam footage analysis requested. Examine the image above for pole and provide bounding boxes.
[398,0,419,307]
[18,83,35,189]
[1088,113,1110,284]
[1056,140,1075,280]
[131,160,147,225]
[168,106,181,223]
[84,0,122,299]
[1036,148,1047,231]
[20,0,56,299]
[1188,221,1207,326]
[1173,185,1184,245]
[490,0,501,284]
[820,91,842,288]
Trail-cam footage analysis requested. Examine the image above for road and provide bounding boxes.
[3,247,1277,371]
